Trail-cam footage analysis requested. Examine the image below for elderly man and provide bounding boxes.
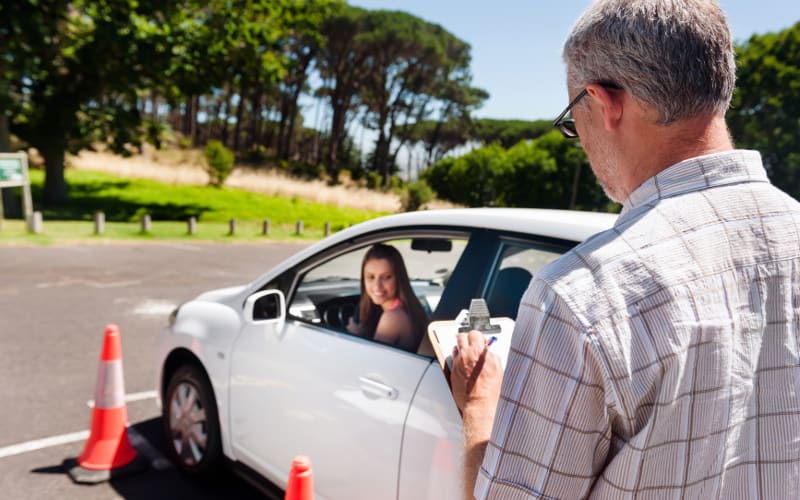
[451,0,800,498]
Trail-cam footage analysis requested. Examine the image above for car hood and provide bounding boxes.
[195,285,248,306]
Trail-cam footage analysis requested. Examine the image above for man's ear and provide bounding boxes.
[586,83,623,131]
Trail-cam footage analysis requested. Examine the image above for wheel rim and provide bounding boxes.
[169,381,208,466]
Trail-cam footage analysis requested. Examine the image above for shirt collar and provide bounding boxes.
[619,150,769,220]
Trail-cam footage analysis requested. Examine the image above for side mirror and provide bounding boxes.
[243,289,286,324]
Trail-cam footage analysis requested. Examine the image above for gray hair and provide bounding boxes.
[563,0,735,124]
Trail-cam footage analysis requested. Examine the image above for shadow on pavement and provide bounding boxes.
[31,417,267,499]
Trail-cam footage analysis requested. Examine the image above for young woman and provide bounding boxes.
[346,243,429,353]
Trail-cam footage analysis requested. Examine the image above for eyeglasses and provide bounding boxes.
[552,83,622,139]
[552,89,588,139]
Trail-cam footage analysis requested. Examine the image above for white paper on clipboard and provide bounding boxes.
[427,316,515,377]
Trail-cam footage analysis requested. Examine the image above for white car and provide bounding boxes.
[156,208,616,499]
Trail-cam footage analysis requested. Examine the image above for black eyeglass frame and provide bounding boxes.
[552,89,588,139]
[552,82,623,139]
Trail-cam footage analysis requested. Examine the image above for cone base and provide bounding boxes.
[77,434,138,470]
[77,406,137,469]
[63,454,149,485]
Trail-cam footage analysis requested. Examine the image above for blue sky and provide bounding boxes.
[349,1,800,121]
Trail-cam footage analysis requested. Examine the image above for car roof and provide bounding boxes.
[338,207,618,243]
[263,208,616,277]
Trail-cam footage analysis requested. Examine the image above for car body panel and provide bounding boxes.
[230,318,431,499]
[156,299,242,457]
[398,363,465,499]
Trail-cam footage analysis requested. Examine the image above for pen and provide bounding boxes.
[487,335,497,347]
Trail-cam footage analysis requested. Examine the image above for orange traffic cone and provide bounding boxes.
[64,324,148,484]
[285,455,314,500]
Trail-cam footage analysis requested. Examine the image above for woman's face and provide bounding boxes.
[363,258,398,310]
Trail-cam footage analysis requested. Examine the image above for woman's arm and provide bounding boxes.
[373,308,414,348]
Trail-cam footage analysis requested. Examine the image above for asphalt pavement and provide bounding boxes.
[0,241,309,499]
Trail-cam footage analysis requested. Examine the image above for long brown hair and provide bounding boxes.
[357,244,428,349]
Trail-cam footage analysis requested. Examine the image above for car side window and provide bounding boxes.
[288,248,365,327]
[288,237,467,349]
[484,241,565,319]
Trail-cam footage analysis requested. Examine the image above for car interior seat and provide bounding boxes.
[486,266,533,320]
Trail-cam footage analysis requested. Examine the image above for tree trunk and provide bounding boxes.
[427,114,449,166]
[150,90,158,121]
[0,114,9,151]
[283,83,303,161]
[247,89,262,151]
[41,144,68,205]
[326,102,347,178]
[372,131,387,184]
[277,95,290,159]
[221,86,232,147]
[233,83,247,152]
[210,95,223,143]
[182,97,192,137]
[190,95,198,146]
[264,106,277,153]
[371,108,391,185]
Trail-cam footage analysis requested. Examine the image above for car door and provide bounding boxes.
[228,244,435,500]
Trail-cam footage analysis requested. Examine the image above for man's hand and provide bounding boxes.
[451,330,503,413]
[451,330,504,499]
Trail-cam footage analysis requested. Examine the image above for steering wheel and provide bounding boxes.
[318,295,359,330]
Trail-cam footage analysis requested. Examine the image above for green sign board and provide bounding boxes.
[0,152,33,223]
[0,158,23,182]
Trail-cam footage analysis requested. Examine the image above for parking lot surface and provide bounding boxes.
[0,242,308,498]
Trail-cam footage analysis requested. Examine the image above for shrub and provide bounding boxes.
[365,172,382,190]
[203,140,235,187]
[284,161,326,180]
[400,180,434,212]
[241,145,269,165]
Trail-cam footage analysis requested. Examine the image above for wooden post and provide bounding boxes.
[295,220,303,236]
[324,221,331,236]
[140,213,152,233]
[94,211,105,235]
[262,219,270,236]
[188,216,197,235]
[228,218,237,236]
[29,211,43,234]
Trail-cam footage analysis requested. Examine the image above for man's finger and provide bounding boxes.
[456,331,470,350]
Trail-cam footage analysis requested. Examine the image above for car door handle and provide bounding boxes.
[359,376,398,400]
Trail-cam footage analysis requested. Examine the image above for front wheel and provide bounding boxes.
[163,364,222,476]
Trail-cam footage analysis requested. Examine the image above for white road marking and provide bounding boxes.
[35,279,141,289]
[87,390,157,408]
[0,430,90,459]
[132,300,176,316]
[161,243,203,252]
[1,390,163,461]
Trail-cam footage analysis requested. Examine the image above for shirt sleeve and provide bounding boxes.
[476,278,613,499]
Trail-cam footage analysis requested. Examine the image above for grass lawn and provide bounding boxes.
[0,168,388,245]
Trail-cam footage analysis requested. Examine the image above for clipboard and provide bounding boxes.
[427,303,515,379]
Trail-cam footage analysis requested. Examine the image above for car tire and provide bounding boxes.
[163,364,223,476]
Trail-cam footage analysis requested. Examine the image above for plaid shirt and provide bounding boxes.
[476,150,800,499]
